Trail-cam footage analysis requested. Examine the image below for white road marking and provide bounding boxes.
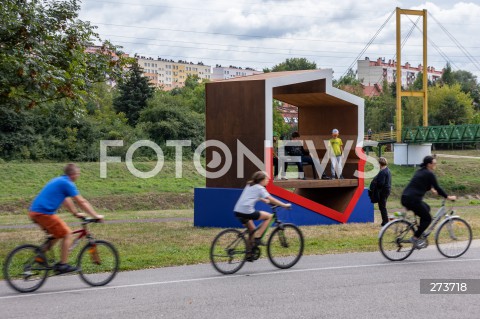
[2,256,480,300]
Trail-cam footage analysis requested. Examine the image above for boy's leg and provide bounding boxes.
[330,156,336,178]
[335,156,344,178]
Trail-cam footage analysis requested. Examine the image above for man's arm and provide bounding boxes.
[72,195,103,219]
[63,197,82,217]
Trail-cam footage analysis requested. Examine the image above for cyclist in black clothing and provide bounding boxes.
[401,156,456,247]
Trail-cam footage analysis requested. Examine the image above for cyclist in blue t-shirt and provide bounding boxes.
[29,163,103,274]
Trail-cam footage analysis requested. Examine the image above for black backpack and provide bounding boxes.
[368,176,379,203]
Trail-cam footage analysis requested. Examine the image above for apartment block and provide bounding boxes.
[357,57,443,88]
[211,65,263,80]
[136,56,212,90]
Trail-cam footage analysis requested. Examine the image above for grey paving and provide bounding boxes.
[1,242,480,319]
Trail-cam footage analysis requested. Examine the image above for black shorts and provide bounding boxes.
[234,211,260,224]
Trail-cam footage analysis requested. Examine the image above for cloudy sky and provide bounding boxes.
[78,0,480,79]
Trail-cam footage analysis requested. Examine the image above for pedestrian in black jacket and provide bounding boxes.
[375,157,391,226]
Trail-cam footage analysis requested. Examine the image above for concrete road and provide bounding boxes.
[2,241,480,319]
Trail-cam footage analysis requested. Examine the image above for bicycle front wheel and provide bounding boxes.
[77,240,119,286]
[379,220,415,261]
[3,244,49,293]
[267,224,304,269]
[210,229,247,275]
[435,217,472,258]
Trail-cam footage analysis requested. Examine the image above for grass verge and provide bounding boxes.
[0,201,478,280]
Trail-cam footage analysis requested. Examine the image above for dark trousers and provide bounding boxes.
[284,155,318,178]
[273,157,278,177]
[378,194,389,226]
[401,195,431,238]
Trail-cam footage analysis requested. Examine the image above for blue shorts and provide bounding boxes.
[234,211,260,224]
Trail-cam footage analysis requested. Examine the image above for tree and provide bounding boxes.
[440,62,455,86]
[428,84,474,125]
[364,81,396,133]
[138,92,205,154]
[451,70,479,107]
[272,100,292,138]
[264,58,317,72]
[0,0,130,109]
[334,69,364,97]
[170,75,207,113]
[410,71,433,91]
[403,97,422,127]
[113,61,154,125]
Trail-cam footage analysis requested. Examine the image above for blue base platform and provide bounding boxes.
[194,187,374,228]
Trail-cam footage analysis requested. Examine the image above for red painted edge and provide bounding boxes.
[265,147,366,223]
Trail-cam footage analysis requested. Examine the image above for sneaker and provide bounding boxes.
[54,263,78,274]
[416,237,427,249]
[410,236,426,250]
[254,237,266,246]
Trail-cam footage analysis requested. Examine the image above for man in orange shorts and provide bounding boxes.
[29,163,103,273]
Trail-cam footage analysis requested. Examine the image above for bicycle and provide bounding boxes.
[3,217,119,293]
[210,205,304,274]
[379,199,472,261]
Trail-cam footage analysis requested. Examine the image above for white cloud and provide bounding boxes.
[79,0,480,79]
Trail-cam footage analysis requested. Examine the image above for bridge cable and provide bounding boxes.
[429,13,480,72]
[366,16,420,97]
[341,9,396,79]
[405,15,461,72]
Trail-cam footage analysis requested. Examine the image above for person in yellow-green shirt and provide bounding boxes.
[329,128,344,179]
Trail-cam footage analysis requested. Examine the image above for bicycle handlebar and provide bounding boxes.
[269,204,292,210]
[80,217,102,224]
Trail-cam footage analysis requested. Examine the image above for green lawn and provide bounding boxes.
[0,161,205,213]
[1,151,480,213]
[0,151,479,278]
[0,201,478,279]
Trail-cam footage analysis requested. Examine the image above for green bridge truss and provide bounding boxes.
[401,124,480,144]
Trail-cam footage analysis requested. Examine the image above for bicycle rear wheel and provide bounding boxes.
[77,240,119,286]
[435,217,472,258]
[210,229,247,274]
[3,244,49,293]
[267,224,304,269]
[379,220,415,261]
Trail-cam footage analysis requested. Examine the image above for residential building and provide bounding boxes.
[211,65,263,80]
[136,56,212,90]
[357,57,443,91]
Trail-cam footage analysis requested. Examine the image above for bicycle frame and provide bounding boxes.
[394,199,458,238]
[242,208,283,243]
[39,220,97,259]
